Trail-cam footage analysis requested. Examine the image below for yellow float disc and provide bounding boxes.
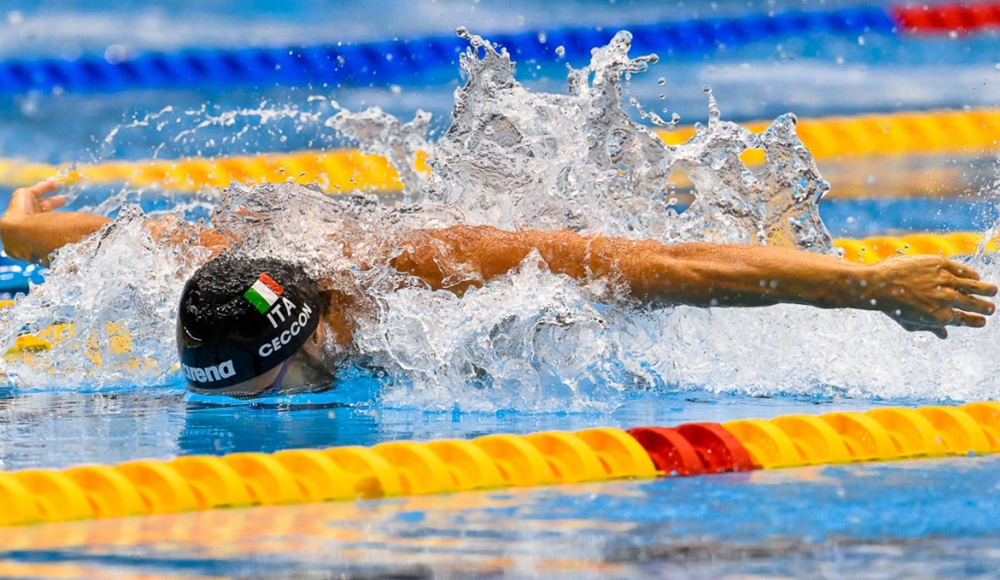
[852,238,908,263]
[574,428,657,479]
[865,408,948,457]
[321,445,403,498]
[63,465,147,518]
[901,234,960,256]
[372,441,457,495]
[424,439,505,491]
[114,460,199,514]
[272,449,357,501]
[721,419,804,468]
[0,473,44,525]
[833,240,870,264]
[473,434,557,487]
[820,412,900,461]
[524,431,607,484]
[769,415,853,465]
[221,453,305,506]
[959,402,1000,451]
[11,469,94,522]
[916,406,991,456]
[168,455,255,509]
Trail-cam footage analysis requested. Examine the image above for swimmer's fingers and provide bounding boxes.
[946,289,996,316]
[37,195,65,213]
[949,310,988,329]
[31,180,64,213]
[952,277,998,298]
[900,321,948,339]
[904,309,988,336]
[28,180,59,198]
[9,180,60,217]
[943,260,981,280]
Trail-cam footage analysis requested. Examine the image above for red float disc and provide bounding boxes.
[674,422,757,472]
[625,427,706,476]
[893,3,1000,35]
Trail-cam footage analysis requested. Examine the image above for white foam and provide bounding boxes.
[3,30,997,410]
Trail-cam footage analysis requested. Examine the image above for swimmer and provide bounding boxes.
[2,180,996,397]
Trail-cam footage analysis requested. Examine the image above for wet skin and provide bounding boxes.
[1,181,996,390]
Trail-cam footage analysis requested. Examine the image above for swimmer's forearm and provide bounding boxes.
[515,231,871,309]
[396,226,877,310]
[613,241,875,309]
[0,212,110,265]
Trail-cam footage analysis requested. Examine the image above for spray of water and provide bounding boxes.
[2,30,998,409]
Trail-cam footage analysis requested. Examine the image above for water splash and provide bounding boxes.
[332,29,844,409]
[326,106,434,197]
[423,29,832,252]
[3,29,998,409]
[0,205,204,388]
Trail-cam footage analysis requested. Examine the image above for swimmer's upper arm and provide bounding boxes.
[144,217,231,263]
[390,225,665,297]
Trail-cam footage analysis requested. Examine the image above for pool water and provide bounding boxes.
[2,0,1000,578]
[4,452,1000,578]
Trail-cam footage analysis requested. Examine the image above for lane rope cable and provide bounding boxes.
[1,4,996,95]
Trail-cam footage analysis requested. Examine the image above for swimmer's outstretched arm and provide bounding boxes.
[1,181,228,266]
[0,181,109,265]
[392,225,998,339]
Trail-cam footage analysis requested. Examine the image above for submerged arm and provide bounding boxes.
[391,225,997,338]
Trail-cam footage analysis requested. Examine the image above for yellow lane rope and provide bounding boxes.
[0,149,408,195]
[0,108,995,196]
[835,231,999,264]
[0,400,997,526]
[657,107,1000,165]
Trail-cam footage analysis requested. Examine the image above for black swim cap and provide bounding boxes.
[177,253,322,390]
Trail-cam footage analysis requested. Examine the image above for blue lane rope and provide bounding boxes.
[0,251,44,299]
[0,7,896,95]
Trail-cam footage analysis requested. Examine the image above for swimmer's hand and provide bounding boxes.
[0,180,109,265]
[869,256,997,339]
[6,180,66,216]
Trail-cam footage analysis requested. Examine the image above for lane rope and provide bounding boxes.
[893,3,1000,35]
[836,231,998,264]
[1,401,998,526]
[0,6,900,95]
[2,4,995,96]
[2,108,996,194]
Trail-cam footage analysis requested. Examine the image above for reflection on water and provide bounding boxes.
[0,380,889,470]
[0,390,186,470]
[2,455,1000,578]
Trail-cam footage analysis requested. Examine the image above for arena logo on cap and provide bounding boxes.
[244,272,283,314]
[182,360,235,384]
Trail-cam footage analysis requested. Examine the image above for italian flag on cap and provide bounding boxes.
[244,272,283,314]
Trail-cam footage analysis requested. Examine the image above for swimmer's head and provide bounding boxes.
[177,253,330,396]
